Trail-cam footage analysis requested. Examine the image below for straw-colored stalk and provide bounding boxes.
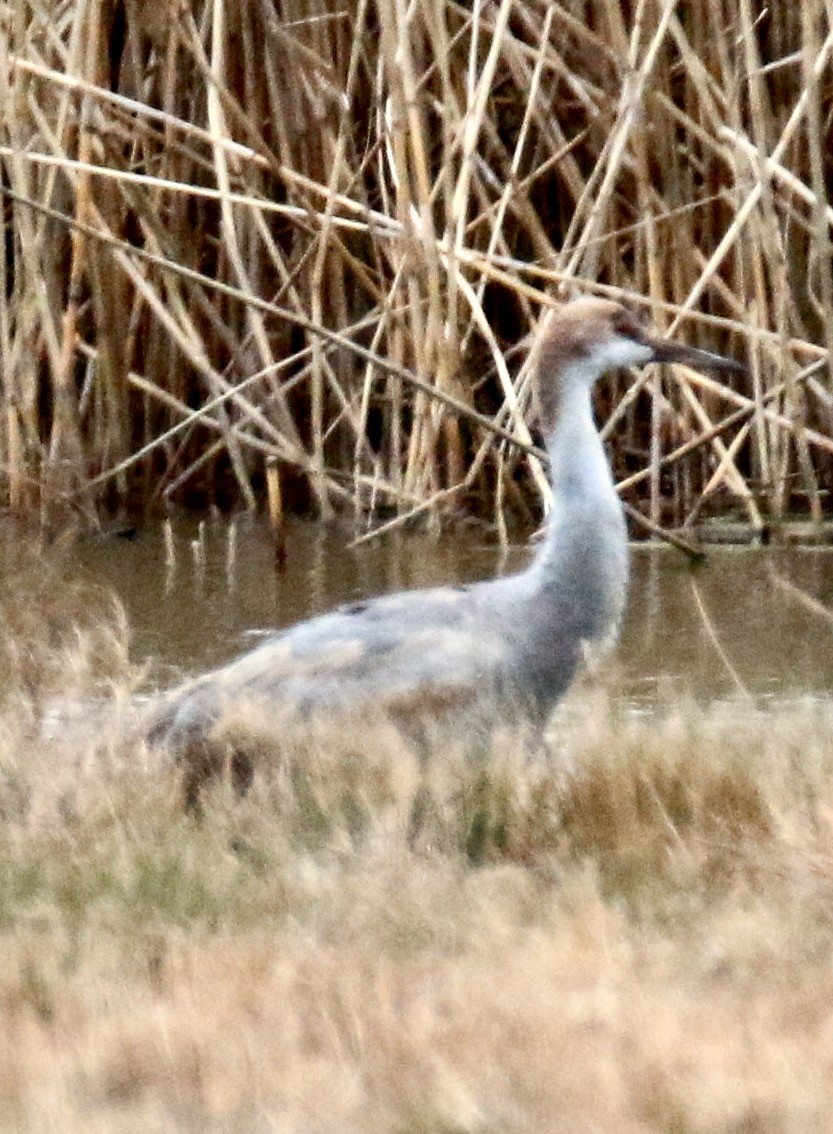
[0,2,831,541]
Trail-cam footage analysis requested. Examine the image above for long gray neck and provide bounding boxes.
[483,357,629,717]
[546,366,617,504]
[528,361,628,636]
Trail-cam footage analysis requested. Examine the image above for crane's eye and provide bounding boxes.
[613,308,647,343]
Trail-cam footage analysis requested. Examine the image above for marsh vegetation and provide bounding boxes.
[1,548,833,1131]
[1,2,833,540]
[3,2,833,1129]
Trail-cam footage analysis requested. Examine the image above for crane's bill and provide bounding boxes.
[646,337,747,375]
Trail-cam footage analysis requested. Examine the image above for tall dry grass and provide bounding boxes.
[0,2,832,540]
[3,575,833,1131]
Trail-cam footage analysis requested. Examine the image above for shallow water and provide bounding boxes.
[6,516,833,705]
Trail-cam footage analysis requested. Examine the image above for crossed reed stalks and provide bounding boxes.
[1,1,832,540]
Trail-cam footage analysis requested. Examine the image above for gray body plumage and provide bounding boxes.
[148,298,742,759]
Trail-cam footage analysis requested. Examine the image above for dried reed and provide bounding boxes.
[0,2,831,540]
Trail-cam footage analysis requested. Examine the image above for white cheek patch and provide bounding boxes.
[599,337,653,369]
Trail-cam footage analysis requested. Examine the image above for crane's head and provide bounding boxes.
[537,296,746,389]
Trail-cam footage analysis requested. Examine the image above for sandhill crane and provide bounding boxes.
[148,297,744,794]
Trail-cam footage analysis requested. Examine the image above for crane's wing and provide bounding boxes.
[148,580,519,749]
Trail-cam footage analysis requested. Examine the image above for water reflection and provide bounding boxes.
[8,517,833,704]
[623,544,833,705]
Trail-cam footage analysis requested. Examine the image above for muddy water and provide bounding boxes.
[12,516,833,705]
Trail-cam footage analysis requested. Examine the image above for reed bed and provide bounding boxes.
[1,2,832,539]
[1,574,833,1131]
